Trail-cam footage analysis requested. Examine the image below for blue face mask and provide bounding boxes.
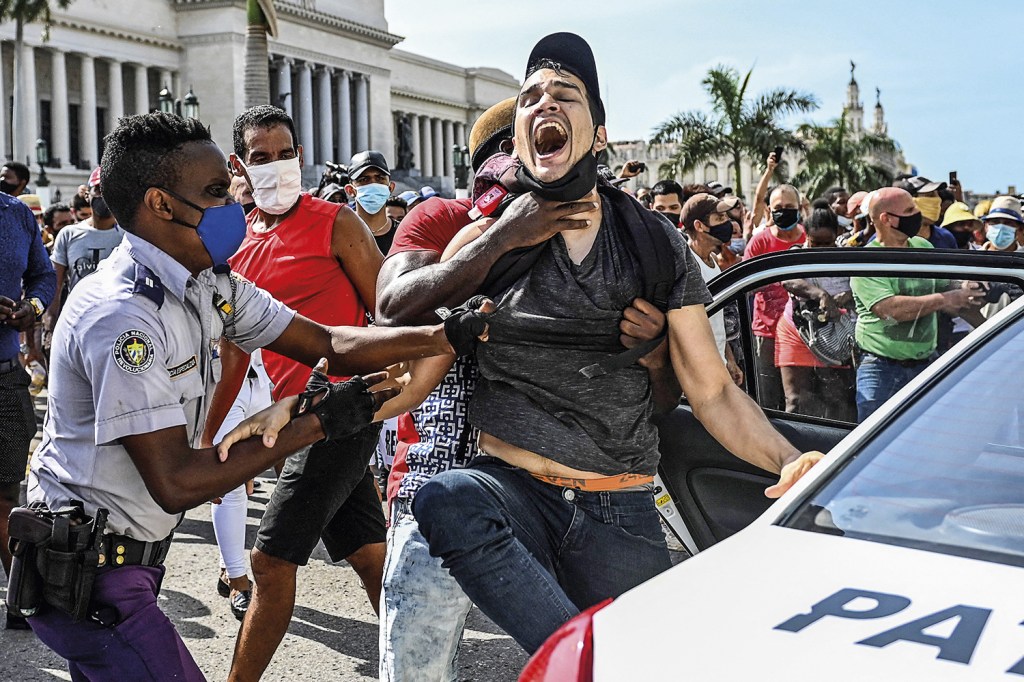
[354,183,391,215]
[986,223,1017,250]
[162,188,248,268]
[728,237,746,254]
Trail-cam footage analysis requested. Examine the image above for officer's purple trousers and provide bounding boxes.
[28,564,205,681]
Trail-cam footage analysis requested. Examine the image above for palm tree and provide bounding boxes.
[791,112,898,198]
[243,0,278,109]
[0,0,73,162]
[651,65,818,198]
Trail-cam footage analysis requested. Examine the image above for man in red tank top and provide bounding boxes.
[211,106,388,682]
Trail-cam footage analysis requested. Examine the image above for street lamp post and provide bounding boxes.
[158,84,201,120]
[35,138,51,205]
[158,84,174,114]
[182,87,200,120]
[452,144,470,199]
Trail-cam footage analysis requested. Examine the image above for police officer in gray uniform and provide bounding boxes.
[19,113,479,681]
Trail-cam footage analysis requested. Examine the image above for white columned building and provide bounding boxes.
[108,59,124,125]
[50,49,70,166]
[316,66,333,165]
[13,45,38,163]
[408,113,421,174]
[79,54,98,169]
[296,62,314,166]
[419,115,433,177]
[354,73,369,152]
[336,69,351,162]
[133,63,150,116]
[0,0,519,199]
[275,58,292,118]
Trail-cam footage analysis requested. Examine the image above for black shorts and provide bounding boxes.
[255,423,386,565]
[0,366,35,485]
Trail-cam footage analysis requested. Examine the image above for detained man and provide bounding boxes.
[410,32,824,654]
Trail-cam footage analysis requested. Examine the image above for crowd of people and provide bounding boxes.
[0,29,1018,682]
[629,154,1022,423]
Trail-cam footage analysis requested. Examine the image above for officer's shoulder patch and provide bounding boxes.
[229,271,252,285]
[132,263,164,309]
[113,330,155,374]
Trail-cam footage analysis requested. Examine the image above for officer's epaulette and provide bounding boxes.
[132,263,164,309]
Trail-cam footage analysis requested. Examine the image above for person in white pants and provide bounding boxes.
[209,350,273,620]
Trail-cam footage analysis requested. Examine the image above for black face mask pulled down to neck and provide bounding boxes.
[894,212,923,239]
[515,150,598,203]
[0,180,19,196]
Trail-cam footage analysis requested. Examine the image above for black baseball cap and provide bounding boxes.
[525,32,605,125]
[901,175,946,196]
[706,181,733,197]
[349,150,390,180]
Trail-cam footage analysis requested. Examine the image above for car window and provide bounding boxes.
[742,273,1021,424]
[784,311,1024,567]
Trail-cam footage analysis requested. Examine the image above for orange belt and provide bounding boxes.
[530,473,655,492]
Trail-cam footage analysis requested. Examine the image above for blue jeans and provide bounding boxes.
[413,456,671,653]
[855,352,933,422]
[379,499,472,682]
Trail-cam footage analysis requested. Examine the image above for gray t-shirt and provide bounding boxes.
[470,198,711,476]
[52,222,125,291]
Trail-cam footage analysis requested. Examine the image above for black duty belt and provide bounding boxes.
[0,358,20,373]
[98,533,173,569]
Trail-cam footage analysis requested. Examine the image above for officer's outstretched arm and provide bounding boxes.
[122,418,324,514]
[268,314,450,377]
[121,367,396,513]
[267,297,494,377]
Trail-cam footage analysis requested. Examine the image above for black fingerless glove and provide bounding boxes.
[436,295,492,356]
[295,367,374,442]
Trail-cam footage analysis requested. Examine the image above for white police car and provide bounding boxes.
[522,248,1024,681]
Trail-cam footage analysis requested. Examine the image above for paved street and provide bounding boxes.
[1,475,529,681]
[0,391,529,681]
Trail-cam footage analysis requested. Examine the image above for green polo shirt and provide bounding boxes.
[851,237,947,360]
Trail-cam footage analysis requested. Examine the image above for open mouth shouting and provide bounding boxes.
[532,119,570,161]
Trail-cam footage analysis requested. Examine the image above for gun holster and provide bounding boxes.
[6,501,108,622]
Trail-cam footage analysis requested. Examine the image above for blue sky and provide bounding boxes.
[386,0,1023,196]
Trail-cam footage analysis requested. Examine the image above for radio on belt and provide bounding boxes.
[467,185,509,221]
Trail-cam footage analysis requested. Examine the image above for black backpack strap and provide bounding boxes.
[579,188,677,378]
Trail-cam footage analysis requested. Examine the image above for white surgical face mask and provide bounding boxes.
[242,157,302,215]
[837,215,854,229]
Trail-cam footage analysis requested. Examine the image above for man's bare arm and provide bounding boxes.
[375,194,596,326]
[668,306,823,497]
[373,354,456,421]
[871,287,978,323]
[123,417,324,513]
[332,205,384,315]
[266,313,451,377]
[200,339,249,447]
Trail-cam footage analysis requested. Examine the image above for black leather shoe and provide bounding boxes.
[217,573,230,598]
[229,589,251,621]
[5,612,30,630]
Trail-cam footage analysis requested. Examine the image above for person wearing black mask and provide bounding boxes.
[650,178,684,227]
[0,161,30,197]
[680,192,744,385]
[743,183,806,411]
[850,187,984,421]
